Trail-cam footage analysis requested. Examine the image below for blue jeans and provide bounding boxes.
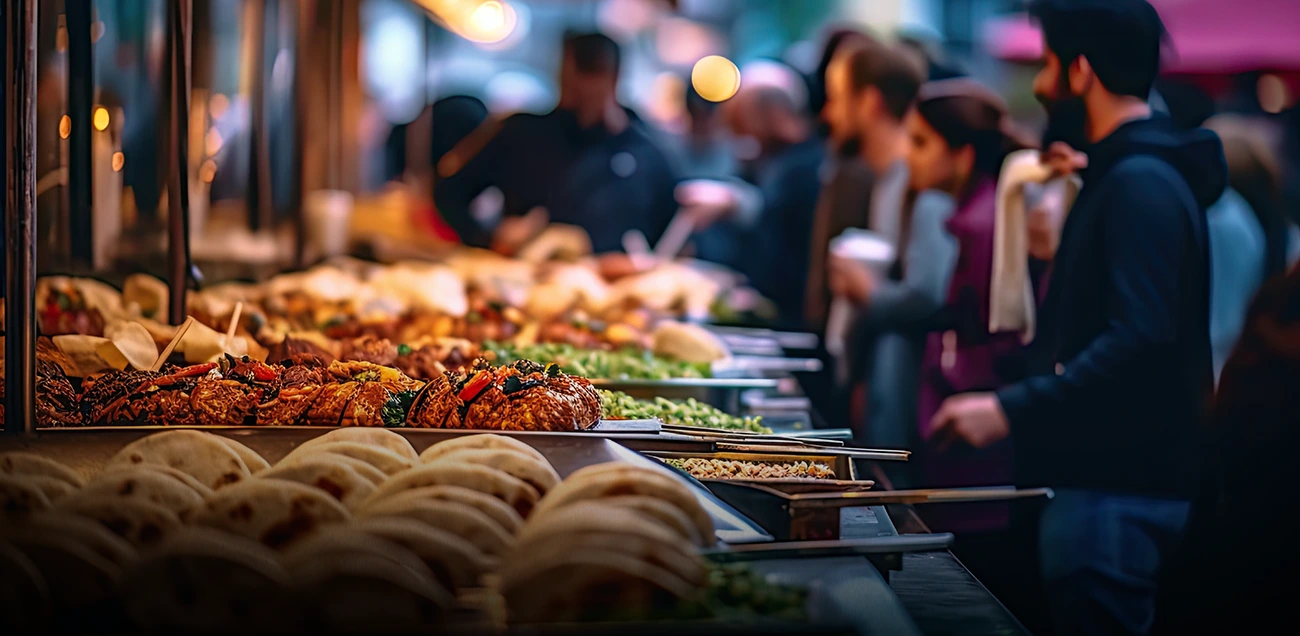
[1039,489,1190,636]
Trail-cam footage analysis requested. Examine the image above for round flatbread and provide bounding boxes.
[590,495,706,547]
[192,479,350,550]
[357,485,522,535]
[54,495,183,550]
[119,528,292,632]
[3,511,137,567]
[419,434,546,464]
[284,441,412,476]
[428,448,560,495]
[290,553,452,632]
[277,451,386,487]
[77,467,206,516]
[351,516,494,591]
[0,452,84,488]
[0,476,53,519]
[0,541,51,633]
[260,457,378,510]
[10,475,77,502]
[360,498,514,556]
[297,427,418,461]
[533,463,714,546]
[106,430,252,490]
[499,550,698,623]
[363,462,541,518]
[514,502,707,586]
[5,533,121,609]
[119,464,215,498]
[212,435,271,473]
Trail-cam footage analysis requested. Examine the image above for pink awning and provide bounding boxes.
[984,0,1300,73]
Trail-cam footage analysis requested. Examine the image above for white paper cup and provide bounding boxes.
[305,189,354,259]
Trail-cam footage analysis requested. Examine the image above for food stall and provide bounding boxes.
[0,2,1036,634]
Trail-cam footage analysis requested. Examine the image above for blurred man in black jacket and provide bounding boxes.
[435,32,678,253]
[930,1,1225,634]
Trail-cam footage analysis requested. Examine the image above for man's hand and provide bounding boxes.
[676,181,739,231]
[827,255,875,306]
[491,207,548,256]
[928,392,1011,449]
[1027,206,1059,261]
[1041,141,1087,178]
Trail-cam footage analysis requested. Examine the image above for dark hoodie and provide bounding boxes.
[996,115,1227,498]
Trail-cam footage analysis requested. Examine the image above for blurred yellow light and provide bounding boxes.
[205,128,224,154]
[93,107,110,131]
[471,1,505,33]
[111,152,125,172]
[209,93,230,120]
[691,55,741,103]
[200,160,217,183]
[59,115,71,139]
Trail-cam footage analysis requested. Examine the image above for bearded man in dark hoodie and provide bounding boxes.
[929,1,1226,634]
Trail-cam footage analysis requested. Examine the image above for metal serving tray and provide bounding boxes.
[646,450,865,483]
[706,326,820,352]
[4,426,773,545]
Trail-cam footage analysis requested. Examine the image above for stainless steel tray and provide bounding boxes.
[645,450,867,485]
[3,426,773,545]
[713,356,823,377]
[592,377,780,412]
[706,326,820,351]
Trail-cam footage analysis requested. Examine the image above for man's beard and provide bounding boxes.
[1037,73,1091,151]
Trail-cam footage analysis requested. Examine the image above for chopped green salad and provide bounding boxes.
[486,342,709,380]
[600,390,770,434]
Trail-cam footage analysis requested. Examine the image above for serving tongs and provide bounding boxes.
[720,484,1053,506]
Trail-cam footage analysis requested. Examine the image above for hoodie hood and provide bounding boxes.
[1083,114,1228,209]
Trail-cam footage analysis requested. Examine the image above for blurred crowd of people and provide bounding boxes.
[387,1,1299,633]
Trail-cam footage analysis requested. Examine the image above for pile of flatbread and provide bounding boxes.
[0,429,716,631]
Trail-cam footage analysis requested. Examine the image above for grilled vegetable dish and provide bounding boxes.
[488,342,709,380]
[664,458,836,481]
[600,390,769,434]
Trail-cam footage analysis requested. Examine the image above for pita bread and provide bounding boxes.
[531,463,714,546]
[103,320,161,370]
[51,335,126,376]
[192,479,350,549]
[211,435,271,473]
[3,511,137,568]
[121,274,169,318]
[107,430,251,490]
[514,502,706,586]
[360,498,514,556]
[0,540,51,633]
[418,433,546,464]
[297,427,418,461]
[351,516,495,590]
[285,441,412,476]
[0,452,84,487]
[651,321,730,363]
[277,451,386,486]
[428,448,560,495]
[75,467,206,516]
[589,495,706,547]
[9,475,77,502]
[261,458,378,510]
[5,533,121,609]
[119,528,292,632]
[0,476,53,518]
[499,550,698,623]
[122,463,215,498]
[175,318,249,363]
[289,553,451,631]
[358,485,522,535]
[53,495,183,550]
[364,462,541,518]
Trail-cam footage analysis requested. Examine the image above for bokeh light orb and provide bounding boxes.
[691,55,740,103]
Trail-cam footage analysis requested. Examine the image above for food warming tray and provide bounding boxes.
[591,377,779,412]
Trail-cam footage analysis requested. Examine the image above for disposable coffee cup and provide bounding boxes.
[305,189,355,259]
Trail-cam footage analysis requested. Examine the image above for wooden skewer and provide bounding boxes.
[150,316,195,371]
[224,302,244,351]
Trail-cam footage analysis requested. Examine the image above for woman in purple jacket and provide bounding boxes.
[903,78,1042,618]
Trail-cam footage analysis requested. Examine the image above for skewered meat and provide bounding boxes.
[405,359,601,431]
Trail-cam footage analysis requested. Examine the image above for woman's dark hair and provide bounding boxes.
[915,79,1032,184]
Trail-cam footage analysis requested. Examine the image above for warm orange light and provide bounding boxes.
[199,160,217,183]
[93,107,110,131]
[209,93,230,120]
[59,115,71,139]
[691,55,741,103]
[111,152,125,172]
[205,128,224,154]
